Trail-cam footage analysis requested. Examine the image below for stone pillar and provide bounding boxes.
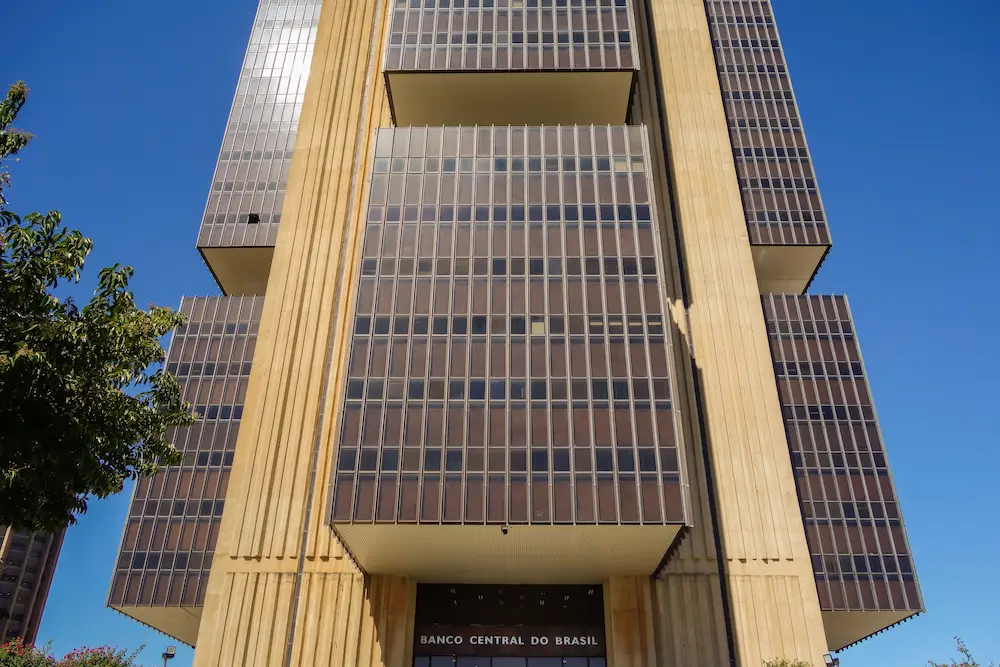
[605,577,658,667]
[190,0,405,664]
[631,0,830,664]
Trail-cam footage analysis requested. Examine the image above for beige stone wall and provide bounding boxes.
[632,0,829,665]
[194,570,414,667]
[605,577,657,667]
[191,0,407,665]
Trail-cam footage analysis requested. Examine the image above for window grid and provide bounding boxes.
[108,296,262,609]
[330,125,687,529]
[198,0,323,250]
[0,528,63,644]
[385,0,637,72]
[707,0,831,248]
[764,294,922,614]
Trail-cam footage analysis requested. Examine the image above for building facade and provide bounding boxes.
[0,527,64,645]
[108,0,923,665]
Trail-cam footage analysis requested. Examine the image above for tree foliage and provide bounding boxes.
[0,639,145,667]
[759,637,996,667]
[929,637,996,667]
[0,81,195,531]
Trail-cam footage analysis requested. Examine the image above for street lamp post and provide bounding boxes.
[161,646,177,667]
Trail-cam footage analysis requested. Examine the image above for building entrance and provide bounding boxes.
[415,657,606,667]
[413,585,606,667]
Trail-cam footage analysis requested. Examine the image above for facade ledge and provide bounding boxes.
[331,523,684,584]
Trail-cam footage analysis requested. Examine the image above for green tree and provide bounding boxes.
[763,659,810,667]
[929,637,996,667]
[0,81,195,532]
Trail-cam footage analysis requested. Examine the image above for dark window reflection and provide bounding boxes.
[334,127,686,528]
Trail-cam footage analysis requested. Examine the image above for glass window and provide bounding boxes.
[333,126,693,535]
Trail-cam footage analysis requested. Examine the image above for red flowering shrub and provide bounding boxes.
[0,641,143,667]
[55,646,142,667]
[0,638,55,667]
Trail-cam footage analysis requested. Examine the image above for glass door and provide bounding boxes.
[418,658,607,667]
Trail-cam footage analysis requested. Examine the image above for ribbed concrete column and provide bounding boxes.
[634,0,829,664]
[191,0,399,664]
[604,577,658,667]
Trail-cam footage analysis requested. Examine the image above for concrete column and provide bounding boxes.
[632,0,830,664]
[604,577,658,667]
[191,0,400,664]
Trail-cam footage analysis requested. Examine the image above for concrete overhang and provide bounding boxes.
[823,609,921,652]
[199,246,273,297]
[386,71,635,127]
[752,243,830,294]
[332,523,683,584]
[110,605,201,647]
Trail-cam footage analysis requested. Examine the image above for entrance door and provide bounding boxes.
[417,657,608,667]
[413,585,607,667]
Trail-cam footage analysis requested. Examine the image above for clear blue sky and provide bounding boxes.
[2,0,998,665]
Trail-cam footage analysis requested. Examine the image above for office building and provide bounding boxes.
[108,0,923,665]
[0,527,64,645]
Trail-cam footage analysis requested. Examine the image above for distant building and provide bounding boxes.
[0,527,64,644]
[107,0,923,665]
